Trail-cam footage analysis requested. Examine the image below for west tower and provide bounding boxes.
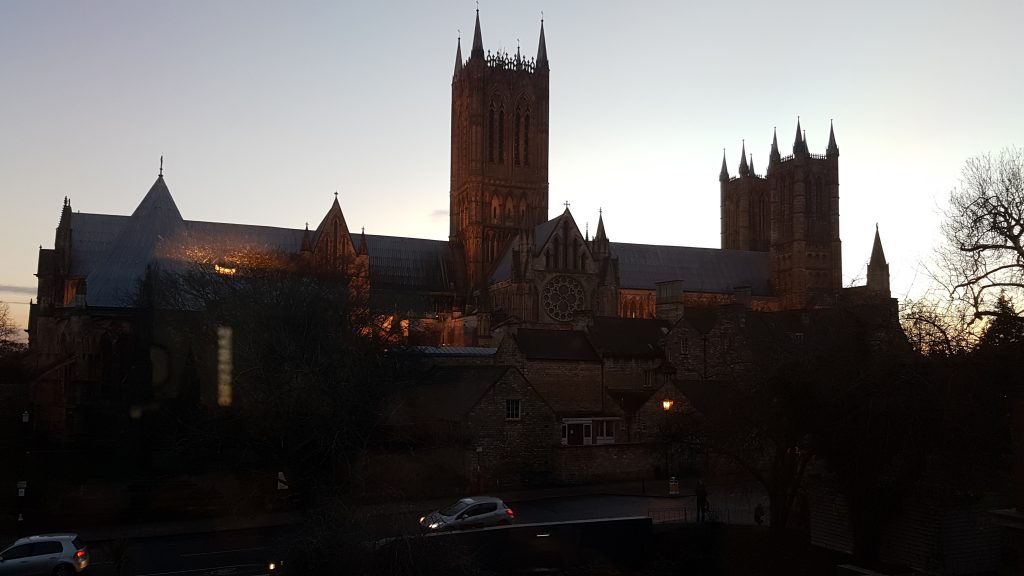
[450,11,550,294]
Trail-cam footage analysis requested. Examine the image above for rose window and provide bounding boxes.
[542,275,585,322]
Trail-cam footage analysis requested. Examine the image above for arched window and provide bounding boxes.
[491,196,501,223]
[552,236,561,269]
[519,198,527,223]
[524,112,530,166]
[497,105,505,164]
[488,104,495,163]
[514,106,521,165]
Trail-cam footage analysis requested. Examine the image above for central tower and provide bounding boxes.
[450,11,550,294]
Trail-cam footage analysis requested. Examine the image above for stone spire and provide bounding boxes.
[793,117,805,155]
[769,127,781,172]
[592,209,610,258]
[536,18,549,71]
[869,224,887,267]
[738,140,749,176]
[471,8,484,59]
[749,154,755,176]
[827,119,839,157]
[719,149,730,182]
[454,36,463,76]
[867,224,890,297]
[358,226,368,256]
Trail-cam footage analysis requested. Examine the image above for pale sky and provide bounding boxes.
[2,0,1022,333]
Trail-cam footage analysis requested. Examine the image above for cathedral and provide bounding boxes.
[27,11,894,443]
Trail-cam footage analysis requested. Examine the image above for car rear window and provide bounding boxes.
[72,537,85,550]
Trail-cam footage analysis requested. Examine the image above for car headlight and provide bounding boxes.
[268,562,276,571]
[419,516,425,524]
[428,522,441,529]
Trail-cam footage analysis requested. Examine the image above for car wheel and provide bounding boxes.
[53,565,74,576]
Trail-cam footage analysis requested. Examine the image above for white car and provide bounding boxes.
[419,496,515,531]
[0,534,89,575]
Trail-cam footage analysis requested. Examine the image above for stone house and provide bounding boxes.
[384,365,558,490]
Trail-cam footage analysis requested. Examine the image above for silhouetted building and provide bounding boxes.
[25,10,895,448]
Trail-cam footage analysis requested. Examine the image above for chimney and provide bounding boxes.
[655,280,685,324]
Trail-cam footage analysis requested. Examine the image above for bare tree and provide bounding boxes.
[936,147,1024,326]
[899,296,975,356]
[0,300,25,355]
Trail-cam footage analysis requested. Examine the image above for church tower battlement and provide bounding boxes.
[450,10,550,295]
[721,119,842,308]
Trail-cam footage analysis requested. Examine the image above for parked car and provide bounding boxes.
[0,534,89,575]
[419,496,515,532]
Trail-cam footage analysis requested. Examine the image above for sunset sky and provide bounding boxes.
[2,0,1022,333]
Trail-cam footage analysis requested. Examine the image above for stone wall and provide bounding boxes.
[554,443,661,484]
[465,369,559,489]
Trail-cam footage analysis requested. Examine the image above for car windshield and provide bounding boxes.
[440,499,473,517]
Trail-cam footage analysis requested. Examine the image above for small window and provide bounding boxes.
[506,399,521,421]
[561,424,566,439]
[583,423,592,440]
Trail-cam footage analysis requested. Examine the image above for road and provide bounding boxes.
[80,494,693,575]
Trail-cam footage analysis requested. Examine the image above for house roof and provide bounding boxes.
[387,366,513,424]
[514,328,600,362]
[407,346,497,357]
[589,316,670,358]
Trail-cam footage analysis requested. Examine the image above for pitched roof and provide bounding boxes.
[589,316,670,358]
[611,243,771,295]
[388,366,512,424]
[514,328,600,362]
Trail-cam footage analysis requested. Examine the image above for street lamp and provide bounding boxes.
[661,399,674,411]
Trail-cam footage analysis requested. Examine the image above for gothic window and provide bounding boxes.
[519,198,527,223]
[491,196,501,223]
[545,250,552,268]
[497,105,505,164]
[332,220,339,264]
[505,195,514,223]
[581,253,587,271]
[488,104,496,163]
[572,238,580,270]
[524,112,530,165]
[552,236,561,269]
[514,107,521,165]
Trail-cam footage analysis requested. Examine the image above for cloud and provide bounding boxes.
[430,209,449,221]
[0,285,36,295]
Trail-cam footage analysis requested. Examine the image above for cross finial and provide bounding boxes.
[305,222,309,230]
[159,155,163,177]
[564,200,570,209]
[334,190,338,199]
[361,226,365,234]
